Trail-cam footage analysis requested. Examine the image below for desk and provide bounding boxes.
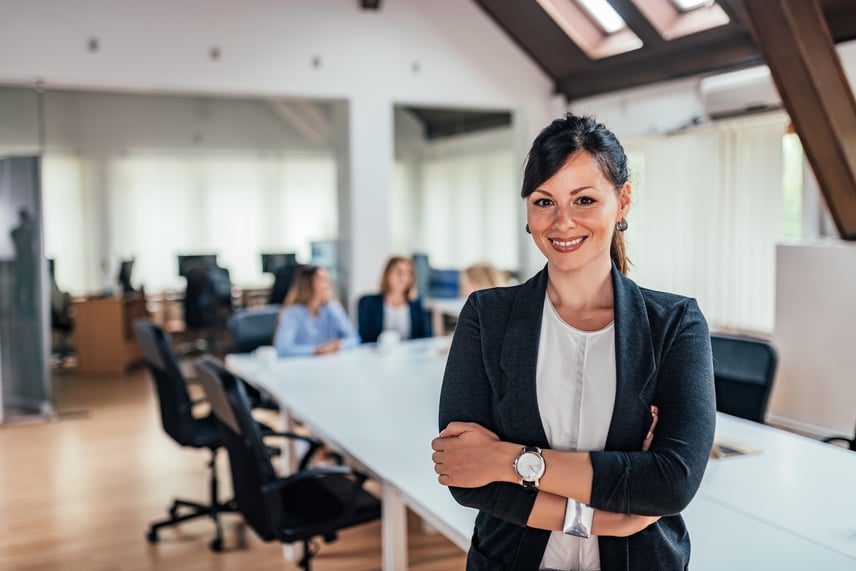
[72,295,147,375]
[423,298,465,336]
[227,339,856,570]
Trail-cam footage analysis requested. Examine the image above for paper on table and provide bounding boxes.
[710,437,762,459]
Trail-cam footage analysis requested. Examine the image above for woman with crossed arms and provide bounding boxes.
[432,114,715,571]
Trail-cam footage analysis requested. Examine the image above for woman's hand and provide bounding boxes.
[431,421,511,488]
[314,339,341,355]
[642,405,659,451]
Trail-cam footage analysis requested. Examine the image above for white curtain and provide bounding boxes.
[109,151,337,291]
[41,154,99,294]
[39,151,337,294]
[625,116,786,333]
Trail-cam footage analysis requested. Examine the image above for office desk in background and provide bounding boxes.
[422,298,465,336]
[226,339,856,571]
[72,294,147,375]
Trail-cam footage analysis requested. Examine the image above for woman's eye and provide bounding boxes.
[533,198,553,207]
[576,196,595,205]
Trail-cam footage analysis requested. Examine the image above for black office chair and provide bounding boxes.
[195,357,382,570]
[134,320,237,551]
[135,320,287,550]
[269,263,305,305]
[226,305,283,411]
[228,305,281,353]
[710,333,778,423]
[821,421,856,451]
[183,265,233,354]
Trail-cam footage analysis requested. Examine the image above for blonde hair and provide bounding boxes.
[379,256,416,299]
[283,265,321,307]
[462,262,504,294]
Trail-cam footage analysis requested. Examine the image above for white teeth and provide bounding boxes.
[552,237,584,247]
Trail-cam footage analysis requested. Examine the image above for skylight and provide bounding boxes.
[577,0,627,34]
[536,0,642,59]
[671,0,713,10]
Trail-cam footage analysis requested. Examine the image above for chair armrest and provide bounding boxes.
[262,432,324,470]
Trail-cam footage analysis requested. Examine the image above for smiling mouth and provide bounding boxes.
[549,237,585,248]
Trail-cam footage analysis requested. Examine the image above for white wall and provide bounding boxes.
[769,242,856,436]
[0,0,558,299]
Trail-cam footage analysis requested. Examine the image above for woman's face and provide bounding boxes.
[312,268,333,303]
[525,151,630,275]
[387,261,414,295]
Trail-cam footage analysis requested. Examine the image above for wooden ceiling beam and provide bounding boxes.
[608,0,665,49]
[559,34,758,99]
[738,0,856,239]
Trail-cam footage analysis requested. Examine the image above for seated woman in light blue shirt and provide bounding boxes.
[273,265,360,357]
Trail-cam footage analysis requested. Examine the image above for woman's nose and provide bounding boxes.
[553,206,577,230]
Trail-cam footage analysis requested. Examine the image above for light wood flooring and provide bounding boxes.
[0,365,467,570]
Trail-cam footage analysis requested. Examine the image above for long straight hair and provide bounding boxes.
[283,265,321,307]
[379,256,416,299]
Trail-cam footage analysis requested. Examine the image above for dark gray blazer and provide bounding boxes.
[438,265,716,571]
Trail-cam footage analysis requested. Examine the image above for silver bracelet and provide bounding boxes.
[563,499,594,538]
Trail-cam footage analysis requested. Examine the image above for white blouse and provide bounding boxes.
[382,302,411,340]
[537,293,617,571]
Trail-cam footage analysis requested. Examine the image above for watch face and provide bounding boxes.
[517,451,544,481]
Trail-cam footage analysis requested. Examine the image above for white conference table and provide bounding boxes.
[226,338,856,570]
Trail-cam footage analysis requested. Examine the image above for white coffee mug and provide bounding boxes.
[377,330,401,353]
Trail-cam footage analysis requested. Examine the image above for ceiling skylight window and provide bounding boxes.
[671,0,714,11]
[631,0,728,40]
[536,0,642,59]
[577,0,627,34]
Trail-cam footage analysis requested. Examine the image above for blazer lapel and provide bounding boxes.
[498,267,550,446]
[606,266,657,450]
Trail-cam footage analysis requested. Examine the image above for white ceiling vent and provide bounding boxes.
[699,66,782,120]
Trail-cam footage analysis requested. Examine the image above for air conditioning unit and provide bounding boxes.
[699,65,782,120]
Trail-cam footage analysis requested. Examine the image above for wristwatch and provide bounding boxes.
[513,446,545,489]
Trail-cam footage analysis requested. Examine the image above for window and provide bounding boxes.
[782,132,803,239]
[536,0,642,59]
[577,0,626,34]
[631,0,728,40]
[670,0,713,12]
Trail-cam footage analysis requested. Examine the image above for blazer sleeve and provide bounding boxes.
[357,295,381,344]
[589,299,716,516]
[410,298,432,339]
[438,294,537,527]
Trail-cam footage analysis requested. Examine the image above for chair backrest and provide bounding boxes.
[134,321,200,445]
[228,305,281,353]
[710,333,778,423]
[268,263,305,305]
[184,266,233,329]
[195,357,279,540]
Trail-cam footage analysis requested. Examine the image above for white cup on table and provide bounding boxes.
[377,330,401,353]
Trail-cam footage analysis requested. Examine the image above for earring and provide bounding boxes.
[615,218,628,232]
[525,223,531,234]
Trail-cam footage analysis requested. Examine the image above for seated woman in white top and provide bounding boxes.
[357,256,431,344]
[273,265,359,357]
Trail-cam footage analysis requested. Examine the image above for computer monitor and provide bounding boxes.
[117,258,136,293]
[261,252,297,274]
[177,254,218,277]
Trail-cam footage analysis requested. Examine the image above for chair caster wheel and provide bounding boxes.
[209,538,223,552]
[146,529,158,544]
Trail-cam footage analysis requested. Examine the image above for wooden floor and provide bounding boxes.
[0,365,467,570]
